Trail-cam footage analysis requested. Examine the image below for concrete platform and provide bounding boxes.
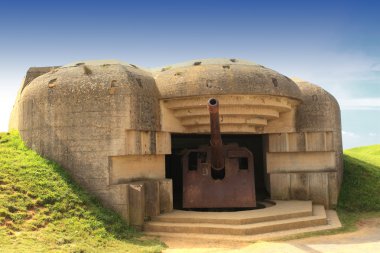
[151,200,312,225]
[144,200,342,241]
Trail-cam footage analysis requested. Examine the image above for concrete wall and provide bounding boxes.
[267,132,340,208]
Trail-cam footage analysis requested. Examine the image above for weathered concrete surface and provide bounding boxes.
[12,61,161,196]
[293,78,343,208]
[9,58,343,224]
[144,180,160,218]
[159,179,174,213]
[110,155,165,184]
[154,58,302,100]
[129,182,145,229]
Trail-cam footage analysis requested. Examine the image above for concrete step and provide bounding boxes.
[144,209,341,242]
[151,200,312,225]
[144,205,327,236]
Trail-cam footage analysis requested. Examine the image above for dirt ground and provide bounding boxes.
[162,218,380,253]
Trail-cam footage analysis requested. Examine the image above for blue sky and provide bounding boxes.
[0,0,379,148]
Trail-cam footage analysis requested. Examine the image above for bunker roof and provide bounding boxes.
[154,58,303,100]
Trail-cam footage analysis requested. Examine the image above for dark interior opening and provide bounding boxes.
[188,152,198,171]
[239,157,249,170]
[165,134,269,210]
[211,167,225,180]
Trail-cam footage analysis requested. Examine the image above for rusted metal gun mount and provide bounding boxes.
[182,98,256,208]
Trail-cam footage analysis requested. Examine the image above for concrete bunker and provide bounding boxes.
[9,58,343,232]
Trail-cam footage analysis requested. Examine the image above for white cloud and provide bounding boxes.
[278,51,377,83]
[342,130,360,138]
[342,130,380,149]
[343,131,380,149]
[342,131,380,149]
[339,97,380,110]
[272,50,380,106]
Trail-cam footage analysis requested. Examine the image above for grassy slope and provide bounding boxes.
[0,131,165,253]
[339,144,380,212]
[334,144,380,231]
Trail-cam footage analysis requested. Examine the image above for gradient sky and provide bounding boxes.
[0,0,379,149]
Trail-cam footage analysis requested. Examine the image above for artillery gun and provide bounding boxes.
[182,98,256,208]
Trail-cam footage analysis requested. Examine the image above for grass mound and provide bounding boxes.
[0,131,164,253]
[339,144,380,212]
[333,144,380,232]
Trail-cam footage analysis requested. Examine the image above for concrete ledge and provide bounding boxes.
[152,200,312,225]
[267,152,336,173]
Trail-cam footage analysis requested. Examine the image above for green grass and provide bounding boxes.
[0,131,165,253]
[334,144,380,232]
[339,144,380,212]
[332,145,380,231]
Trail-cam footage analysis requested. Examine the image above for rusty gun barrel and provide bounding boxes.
[207,98,225,171]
